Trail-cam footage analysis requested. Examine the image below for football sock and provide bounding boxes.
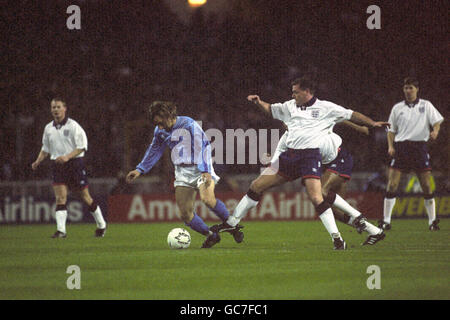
[227,194,259,227]
[364,221,382,235]
[55,205,67,234]
[383,197,396,224]
[330,193,363,219]
[209,199,230,222]
[185,213,210,236]
[319,208,341,239]
[424,197,436,226]
[89,202,106,229]
[316,201,341,240]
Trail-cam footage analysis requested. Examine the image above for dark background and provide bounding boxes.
[1,0,448,181]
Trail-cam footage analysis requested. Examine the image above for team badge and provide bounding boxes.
[64,129,70,136]
[311,110,319,118]
[419,106,425,113]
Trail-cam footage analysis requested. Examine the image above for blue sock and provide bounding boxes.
[185,213,210,236]
[210,199,230,222]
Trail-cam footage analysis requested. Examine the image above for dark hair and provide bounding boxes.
[403,77,419,88]
[51,97,67,107]
[148,101,177,123]
[291,75,317,94]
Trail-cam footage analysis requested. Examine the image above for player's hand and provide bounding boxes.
[31,161,40,171]
[55,155,70,164]
[247,95,261,105]
[429,131,439,140]
[372,121,390,129]
[388,146,395,157]
[201,172,212,188]
[126,170,141,183]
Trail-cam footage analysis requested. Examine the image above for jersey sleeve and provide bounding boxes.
[73,123,88,151]
[330,103,353,123]
[387,107,397,133]
[426,101,444,126]
[136,128,167,174]
[271,101,291,122]
[42,127,50,153]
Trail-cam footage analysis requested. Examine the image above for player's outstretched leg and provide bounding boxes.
[210,189,262,243]
[325,191,385,245]
[185,213,221,248]
[199,180,244,243]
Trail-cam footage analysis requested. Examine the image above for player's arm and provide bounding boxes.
[55,148,85,164]
[350,111,390,129]
[430,120,443,140]
[247,95,272,116]
[387,131,395,157]
[126,132,166,183]
[31,150,49,170]
[340,120,369,135]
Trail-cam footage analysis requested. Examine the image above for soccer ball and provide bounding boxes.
[167,228,191,249]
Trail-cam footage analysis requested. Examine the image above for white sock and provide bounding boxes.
[91,206,106,229]
[227,195,258,227]
[319,208,341,239]
[364,221,382,235]
[383,197,396,224]
[55,210,67,233]
[331,194,362,219]
[424,198,436,226]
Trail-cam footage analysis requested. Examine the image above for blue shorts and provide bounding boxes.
[325,147,353,180]
[275,148,322,181]
[390,141,431,172]
[51,158,89,190]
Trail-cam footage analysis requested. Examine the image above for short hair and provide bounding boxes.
[148,101,177,123]
[291,76,317,94]
[51,97,67,107]
[403,77,419,88]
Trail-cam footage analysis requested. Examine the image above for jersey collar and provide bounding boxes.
[53,116,68,129]
[404,98,419,108]
[297,96,317,110]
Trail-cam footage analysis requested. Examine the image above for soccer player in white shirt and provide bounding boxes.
[32,98,107,238]
[380,77,444,231]
[213,76,389,249]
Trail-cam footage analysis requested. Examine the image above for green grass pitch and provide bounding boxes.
[0,219,448,300]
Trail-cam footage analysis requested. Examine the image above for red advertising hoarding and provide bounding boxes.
[107,192,387,223]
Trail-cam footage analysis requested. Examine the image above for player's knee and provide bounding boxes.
[309,194,323,207]
[386,180,399,192]
[55,195,67,204]
[201,197,216,209]
[179,210,194,223]
[249,180,265,195]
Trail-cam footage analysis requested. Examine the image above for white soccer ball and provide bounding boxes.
[167,228,191,249]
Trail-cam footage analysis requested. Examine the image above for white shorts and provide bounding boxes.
[174,165,220,189]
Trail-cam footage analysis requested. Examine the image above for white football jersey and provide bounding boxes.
[270,97,353,164]
[388,99,444,142]
[42,117,88,160]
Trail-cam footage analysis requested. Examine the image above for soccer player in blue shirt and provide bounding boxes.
[126,101,243,248]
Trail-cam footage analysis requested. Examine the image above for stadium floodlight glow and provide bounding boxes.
[188,0,207,7]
